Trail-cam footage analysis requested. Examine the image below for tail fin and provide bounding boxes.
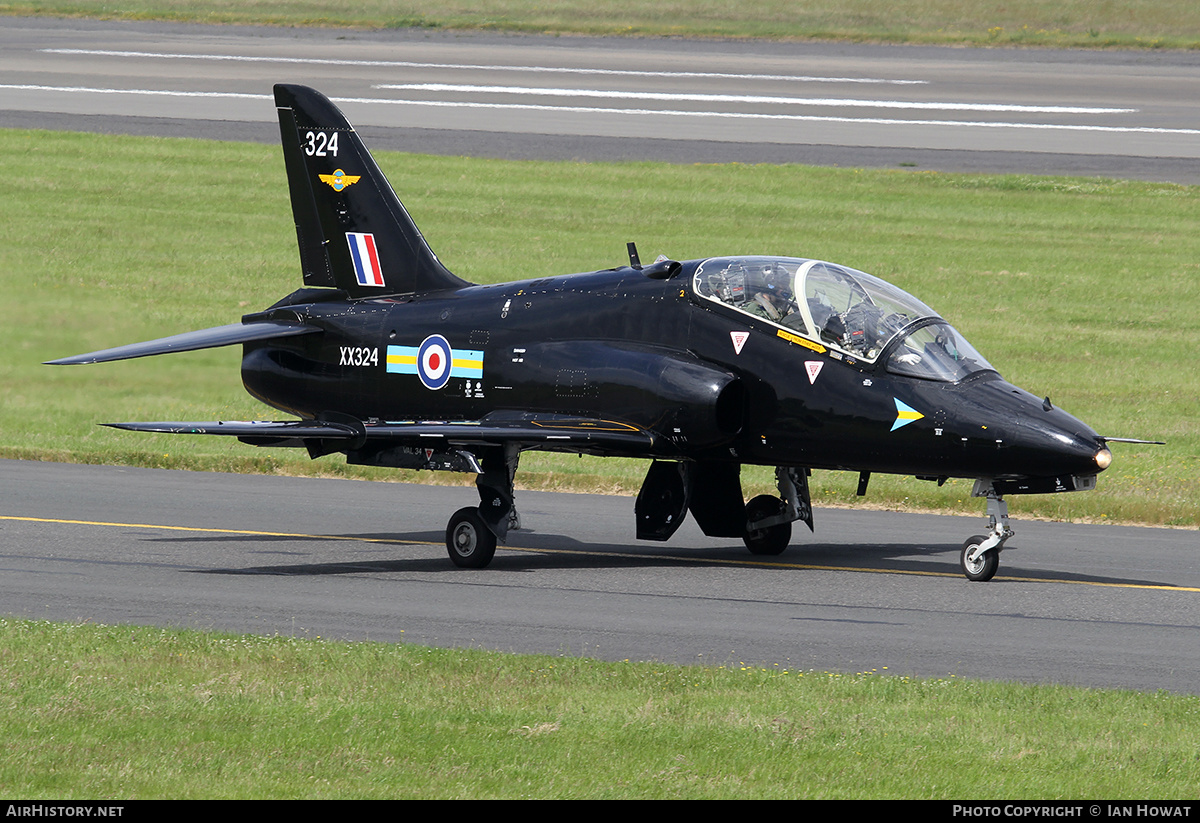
[274,84,471,298]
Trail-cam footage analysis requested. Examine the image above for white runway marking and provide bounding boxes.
[0,84,269,100]
[377,83,1137,115]
[40,48,929,85]
[6,85,1196,137]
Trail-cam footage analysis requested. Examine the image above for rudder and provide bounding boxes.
[274,84,471,297]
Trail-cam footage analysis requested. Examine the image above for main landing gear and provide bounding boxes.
[742,466,814,556]
[960,481,1013,582]
[444,445,520,569]
[444,456,818,568]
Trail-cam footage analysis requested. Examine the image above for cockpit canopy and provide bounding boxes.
[693,256,995,382]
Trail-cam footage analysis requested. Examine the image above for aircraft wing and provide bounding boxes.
[104,412,658,453]
[45,321,321,365]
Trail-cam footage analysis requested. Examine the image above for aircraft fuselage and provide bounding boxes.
[241,259,1104,490]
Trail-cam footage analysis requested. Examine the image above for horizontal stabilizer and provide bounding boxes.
[45,321,321,365]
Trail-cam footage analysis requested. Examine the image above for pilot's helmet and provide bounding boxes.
[749,262,792,301]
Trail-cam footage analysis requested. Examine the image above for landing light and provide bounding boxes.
[1095,447,1113,470]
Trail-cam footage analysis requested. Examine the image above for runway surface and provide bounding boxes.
[3,18,1199,693]
[3,460,1199,693]
[2,16,1199,182]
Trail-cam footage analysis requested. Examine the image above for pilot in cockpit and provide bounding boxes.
[744,263,803,329]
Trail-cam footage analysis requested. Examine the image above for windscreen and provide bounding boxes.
[885,321,995,382]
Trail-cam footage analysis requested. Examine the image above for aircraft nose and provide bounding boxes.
[1006,389,1109,476]
[961,380,1109,479]
[1034,426,1111,473]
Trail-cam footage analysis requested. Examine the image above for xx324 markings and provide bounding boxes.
[340,346,378,367]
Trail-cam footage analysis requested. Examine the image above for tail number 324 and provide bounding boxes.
[303,131,340,158]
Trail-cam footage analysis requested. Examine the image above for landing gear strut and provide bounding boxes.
[961,481,1013,582]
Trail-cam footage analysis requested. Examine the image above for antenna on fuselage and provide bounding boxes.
[627,242,642,269]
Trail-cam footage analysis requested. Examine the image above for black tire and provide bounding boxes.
[960,534,999,582]
[742,494,792,556]
[446,507,497,569]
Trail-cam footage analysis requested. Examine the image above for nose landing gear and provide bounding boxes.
[961,481,1013,582]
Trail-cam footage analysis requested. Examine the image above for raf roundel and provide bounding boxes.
[417,334,452,390]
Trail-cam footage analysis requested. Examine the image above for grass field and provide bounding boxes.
[3,129,1197,526]
[3,618,1199,799]
[5,0,1200,48]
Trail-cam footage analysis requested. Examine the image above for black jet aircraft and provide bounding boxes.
[49,84,1148,581]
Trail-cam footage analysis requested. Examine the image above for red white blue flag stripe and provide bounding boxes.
[346,232,385,287]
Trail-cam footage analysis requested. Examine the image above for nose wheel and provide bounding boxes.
[960,534,1000,581]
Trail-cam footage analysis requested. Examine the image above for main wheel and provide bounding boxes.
[446,507,497,569]
[960,534,999,582]
[742,494,792,556]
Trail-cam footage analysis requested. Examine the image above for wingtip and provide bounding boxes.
[45,354,100,366]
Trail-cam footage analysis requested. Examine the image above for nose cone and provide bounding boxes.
[1014,412,1110,477]
[943,379,1110,482]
